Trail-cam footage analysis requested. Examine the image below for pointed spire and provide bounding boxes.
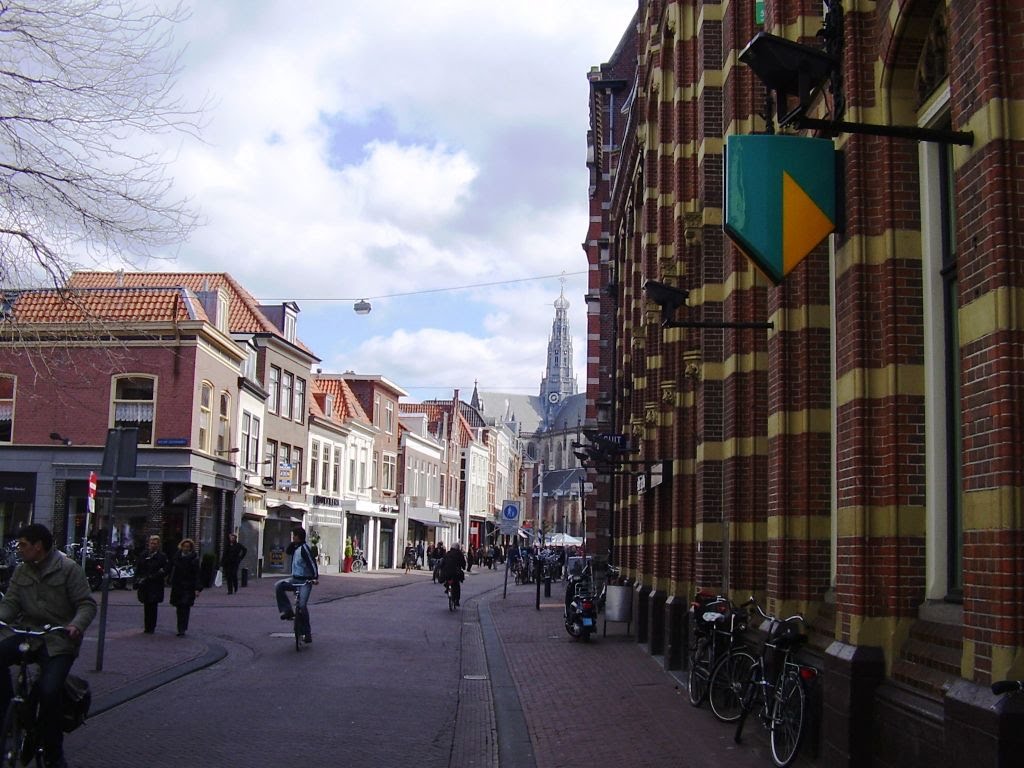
[470,379,481,411]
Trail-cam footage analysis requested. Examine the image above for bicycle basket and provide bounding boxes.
[690,594,730,636]
[62,674,91,733]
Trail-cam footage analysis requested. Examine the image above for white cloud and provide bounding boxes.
[158,0,633,396]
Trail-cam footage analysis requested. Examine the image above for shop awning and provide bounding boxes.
[408,510,447,528]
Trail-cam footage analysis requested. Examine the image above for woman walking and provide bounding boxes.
[169,538,202,636]
[135,535,168,634]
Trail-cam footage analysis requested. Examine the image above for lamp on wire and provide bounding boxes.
[353,299,371,315]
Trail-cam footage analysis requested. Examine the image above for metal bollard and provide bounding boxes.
[241,567,248,588]
[544,574,552,597]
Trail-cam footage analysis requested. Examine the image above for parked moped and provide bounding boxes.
[564,560,597,642]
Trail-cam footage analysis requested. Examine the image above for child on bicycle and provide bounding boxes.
[0,524,97,768]
[275,528,318,643]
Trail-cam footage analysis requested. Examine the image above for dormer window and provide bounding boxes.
[324,394,335,417]
[283,306,297,343]
[216,289,230,334]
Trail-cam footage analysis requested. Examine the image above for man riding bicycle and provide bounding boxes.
[439,542,467,607]
[0,524,97,768]
[275,528,318,643]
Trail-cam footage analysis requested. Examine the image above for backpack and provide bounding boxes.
[62,674,91,732]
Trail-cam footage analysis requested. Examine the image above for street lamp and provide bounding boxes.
[353,299,371,315]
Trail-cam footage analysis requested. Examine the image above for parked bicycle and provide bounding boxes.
[0,622,70,767]
[729,596,818,768]
[688,592,752,711]
[350,548,367,573]
[992,679,1024,696]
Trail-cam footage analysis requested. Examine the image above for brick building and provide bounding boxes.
[584,2,1024,765]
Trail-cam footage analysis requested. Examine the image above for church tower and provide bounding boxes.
[540,282,577,412]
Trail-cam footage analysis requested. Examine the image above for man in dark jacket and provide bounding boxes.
[221,532,247,594]
[440,542,467,607]
[0,524,97,768]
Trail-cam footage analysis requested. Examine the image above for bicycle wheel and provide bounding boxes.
[687,637,712,706]
[769,669,806,767]
[0,700,34,768]
[708,649,757,722]
[448,586,456,612]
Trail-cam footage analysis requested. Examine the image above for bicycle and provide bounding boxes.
[728,596,818,768]
[286,580,315,651]
[687,593,752,710]
[350,548,367,573]
[0,622,69,768]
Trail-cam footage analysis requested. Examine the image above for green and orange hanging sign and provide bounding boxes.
[724,134,837,284]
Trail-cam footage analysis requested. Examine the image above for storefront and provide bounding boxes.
[342,501,398,570]
[0,472,35,547]
[309,495,343,573]
[263,500,307,575]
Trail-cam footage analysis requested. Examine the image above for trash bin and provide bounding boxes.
[241,567,248,588]
[603,584,633,636]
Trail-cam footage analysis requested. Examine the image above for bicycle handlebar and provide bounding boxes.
[0,620,67,636]
[992,680,1024,695]
[739,596,805,626]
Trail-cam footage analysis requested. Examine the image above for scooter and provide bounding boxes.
[564,566,597,642]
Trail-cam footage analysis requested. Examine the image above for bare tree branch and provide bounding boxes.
[0,0,205,289]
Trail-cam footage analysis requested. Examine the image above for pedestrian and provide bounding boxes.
[169,538,202,636]
[221,532,247,594]
[0,523,97,768]
[403,542,417,574]
[416,540,425,569]
[135,534,168,634]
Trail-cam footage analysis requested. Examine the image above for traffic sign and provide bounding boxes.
[500,500,521,534]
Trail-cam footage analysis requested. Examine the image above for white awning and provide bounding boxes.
[266,499,310,514]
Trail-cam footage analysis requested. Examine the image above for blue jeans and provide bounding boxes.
[0,636,75,762]
[275,577,313,618]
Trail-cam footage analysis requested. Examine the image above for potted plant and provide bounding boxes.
[343,537,353,573]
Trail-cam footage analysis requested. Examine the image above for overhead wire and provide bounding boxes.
[255,270,587,302]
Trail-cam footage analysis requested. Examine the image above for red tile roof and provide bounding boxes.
[68,271,316,356]
[3,287,204,324]
[313,375,371,426]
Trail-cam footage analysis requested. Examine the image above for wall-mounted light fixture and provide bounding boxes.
[353,299,371,315]
[216,447,240,455]
[49,432,72,446]
[739,12,972,146]
[644,279,774,331]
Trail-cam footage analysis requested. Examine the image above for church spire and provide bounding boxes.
[540,279,576,407]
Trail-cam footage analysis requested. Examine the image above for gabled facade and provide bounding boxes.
[307,376,375,571]
[0,285,245,567]
[66,271,319,576]
[330,373,406,569]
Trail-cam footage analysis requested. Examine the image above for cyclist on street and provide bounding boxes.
[275,528,318,643]
[440,542,467,607]
[0,524,97,768]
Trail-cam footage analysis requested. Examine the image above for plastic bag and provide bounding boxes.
[214,568,223,588]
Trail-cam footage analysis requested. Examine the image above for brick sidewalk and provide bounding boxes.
[484,582,776,768]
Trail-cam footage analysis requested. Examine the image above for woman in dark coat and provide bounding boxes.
[135,534,168,634]
[169,538,201,636]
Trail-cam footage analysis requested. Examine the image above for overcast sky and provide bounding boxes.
[159,1,635,402]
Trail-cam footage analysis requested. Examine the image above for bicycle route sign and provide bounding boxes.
[499,500,521,535]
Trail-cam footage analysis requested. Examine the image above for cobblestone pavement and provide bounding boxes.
[59,567,801,767]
